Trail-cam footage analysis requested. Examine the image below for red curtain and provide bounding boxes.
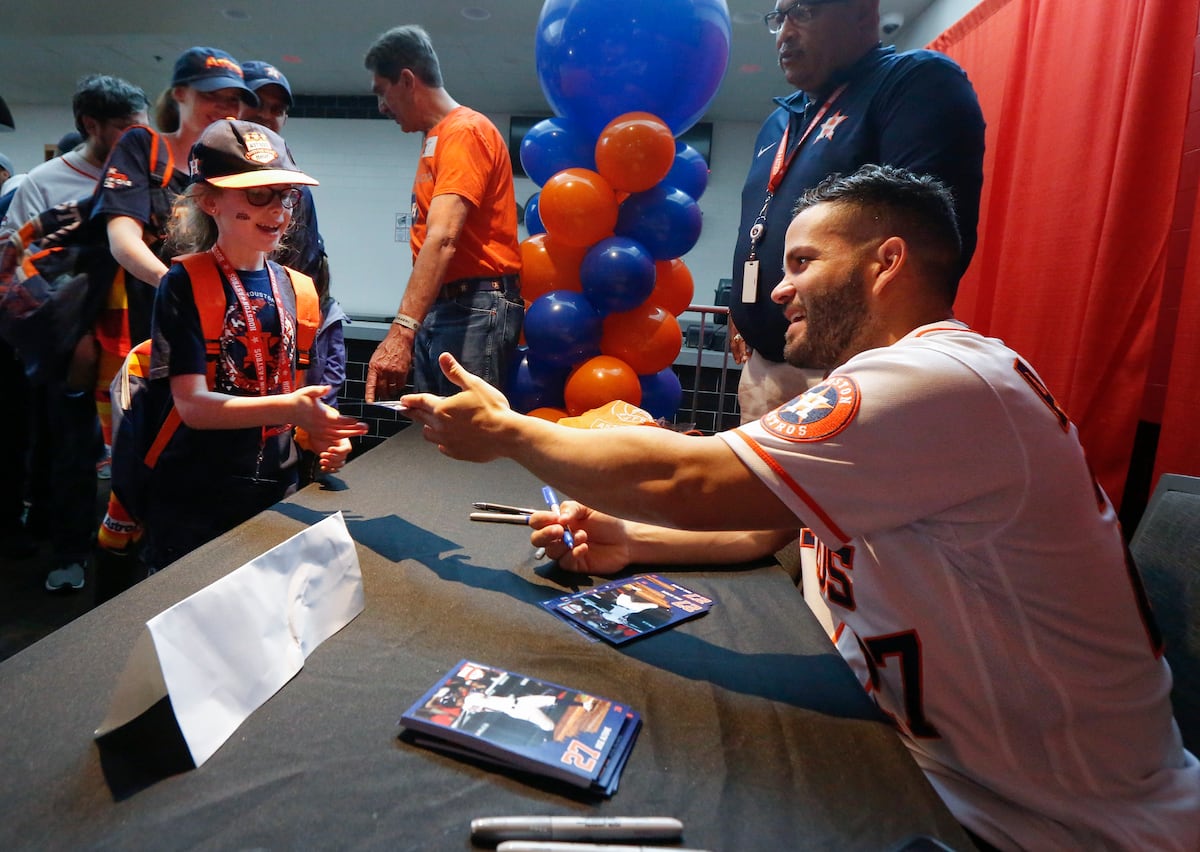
[930,0,1199,507]
[1156,171,1200,482]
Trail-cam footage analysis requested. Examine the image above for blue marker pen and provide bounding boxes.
[541,486,575,549]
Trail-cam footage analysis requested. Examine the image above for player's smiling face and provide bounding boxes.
[772,202,874,371]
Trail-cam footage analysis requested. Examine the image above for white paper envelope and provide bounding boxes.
[95,511,364,766]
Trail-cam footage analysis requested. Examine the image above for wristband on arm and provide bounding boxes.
[392,313,421,331]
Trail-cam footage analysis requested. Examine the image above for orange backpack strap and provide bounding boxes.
[177,252,228,388]
[136,124,175,189]
[282,265,319,369]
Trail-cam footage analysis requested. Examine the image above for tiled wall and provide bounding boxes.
[291,95,389,121]
[339,338,415,458]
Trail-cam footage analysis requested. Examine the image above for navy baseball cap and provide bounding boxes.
[189,119,317,189]
[172,47,258,105]
[241,61,293,106]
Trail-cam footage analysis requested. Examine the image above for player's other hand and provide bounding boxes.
[529,501,631,576]
[402,352,514,463]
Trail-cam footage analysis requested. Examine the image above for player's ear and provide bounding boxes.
[870,236,907,292]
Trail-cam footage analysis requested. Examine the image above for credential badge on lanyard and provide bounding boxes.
[742,84,848,304]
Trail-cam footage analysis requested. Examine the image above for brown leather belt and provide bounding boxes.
[437,274,520,301]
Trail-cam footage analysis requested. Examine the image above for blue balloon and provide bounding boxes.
[519,116,597,186]
[536,0,732,139]
[525,192,545,236]
[579,236,656,315]
[506,346,568,412]
[524,291,603,368]
[666,142,709,201]
[638,368,683,420]
[615,186,703,260]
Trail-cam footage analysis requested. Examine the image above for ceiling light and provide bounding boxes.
[732,11,761,25]
[461,7,491,20]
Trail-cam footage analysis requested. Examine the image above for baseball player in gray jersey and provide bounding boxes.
[402,165,1199,850]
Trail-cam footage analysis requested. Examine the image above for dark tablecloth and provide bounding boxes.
[0,428,971,851]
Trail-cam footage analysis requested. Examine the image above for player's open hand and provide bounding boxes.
[401,353,514,463]
[529,501,631,576]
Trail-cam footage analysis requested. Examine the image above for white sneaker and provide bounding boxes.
[45,562,86,592]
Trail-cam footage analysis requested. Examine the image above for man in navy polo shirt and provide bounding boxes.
[730,0,985,422]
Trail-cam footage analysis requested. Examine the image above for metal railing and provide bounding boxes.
[676,304,739,434]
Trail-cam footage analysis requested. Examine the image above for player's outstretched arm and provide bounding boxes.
[403,354,799,532]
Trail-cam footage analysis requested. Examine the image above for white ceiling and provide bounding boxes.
[0,0,933,124]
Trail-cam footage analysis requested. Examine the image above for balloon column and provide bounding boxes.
[509,0,730,421]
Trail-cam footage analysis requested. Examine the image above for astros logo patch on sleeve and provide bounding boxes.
[761,376,860,442]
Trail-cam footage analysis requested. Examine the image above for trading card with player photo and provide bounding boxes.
[399,660,641,796]
[541,573,715,645]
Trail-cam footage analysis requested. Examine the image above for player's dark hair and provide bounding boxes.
[72,74,149,138]
[364,25,444,88]
[795,164,963,303]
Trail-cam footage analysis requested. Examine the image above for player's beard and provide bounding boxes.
[783,268,870,371]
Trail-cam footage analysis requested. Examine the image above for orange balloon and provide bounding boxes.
[527,406,567,422]
[519,233,587,301]
[649,258,695,316]
[563,355,642,415]
[600,304,682,375]
[594,112,677,194]
[538,168,619,248]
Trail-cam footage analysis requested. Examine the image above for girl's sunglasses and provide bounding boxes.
[242,186,302,209]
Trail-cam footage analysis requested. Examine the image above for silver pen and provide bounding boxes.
[469,511,532,525]
[473,501,538,515]
[471,816,684,843]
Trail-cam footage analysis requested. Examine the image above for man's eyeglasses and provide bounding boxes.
[242,186,303,209]
[764,0,850,33]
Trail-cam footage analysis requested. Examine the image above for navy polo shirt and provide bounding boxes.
[730,46,985,362]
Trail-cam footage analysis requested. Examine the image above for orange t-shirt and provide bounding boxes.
[411,106,521,283]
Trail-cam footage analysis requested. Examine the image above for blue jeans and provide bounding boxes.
[412,287,524,396]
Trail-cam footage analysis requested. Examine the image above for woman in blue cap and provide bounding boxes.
[92,47,259,577]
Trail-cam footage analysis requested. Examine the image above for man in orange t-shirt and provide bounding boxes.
[364,24,522,399]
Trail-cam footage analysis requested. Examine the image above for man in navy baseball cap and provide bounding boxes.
[240,61,292,133]
[172,46,258,105]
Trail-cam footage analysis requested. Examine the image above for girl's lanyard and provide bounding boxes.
[743,83,847,302]
[210,245,294,440]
